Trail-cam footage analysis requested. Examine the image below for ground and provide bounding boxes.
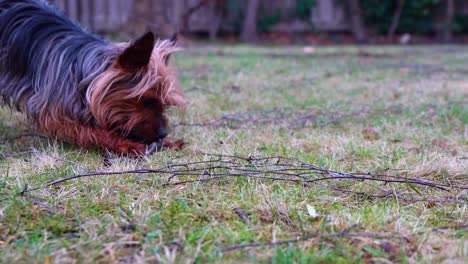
[0,45,467,263]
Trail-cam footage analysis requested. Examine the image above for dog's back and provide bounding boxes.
[0,0,113,121]
[0,1,186,154]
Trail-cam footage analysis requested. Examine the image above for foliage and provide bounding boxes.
[221,0,468,36]
[224,0,245,33]
[295,0,316,19]
[453,15,468,34]
[257,0,316,33]
[362,0,442,34]
[258,9,282,32]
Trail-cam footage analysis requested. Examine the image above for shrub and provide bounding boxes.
[362,0,442,34]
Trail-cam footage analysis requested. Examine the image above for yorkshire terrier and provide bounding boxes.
[0,0,186,155]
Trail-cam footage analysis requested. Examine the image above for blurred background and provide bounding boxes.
[49,0,468,44]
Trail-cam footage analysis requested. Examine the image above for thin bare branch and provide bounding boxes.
[234,207,250,225]
[222,224,468,252]
[223,231,409,252]
[1,153,465,204]
[23,195,56,216]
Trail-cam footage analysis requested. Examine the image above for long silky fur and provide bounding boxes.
[0,0,184,136]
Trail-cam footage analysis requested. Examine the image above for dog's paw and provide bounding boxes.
[114,141,146,156]
[162,139,186,150]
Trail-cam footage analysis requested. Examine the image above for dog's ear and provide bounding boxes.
[118,32,155,70]
[164,33,178,65]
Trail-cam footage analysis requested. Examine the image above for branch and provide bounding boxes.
[23,195,56,216]
[234,207,250,225]
[222,224,468,252]
[181,0,211,34]
[1,153,465,204]
[223,231,409,252]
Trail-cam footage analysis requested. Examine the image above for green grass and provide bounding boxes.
[1,45,467,263]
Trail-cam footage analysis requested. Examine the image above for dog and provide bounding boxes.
[0,0,186,155]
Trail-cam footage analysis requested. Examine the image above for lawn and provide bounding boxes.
[0,44,467,263]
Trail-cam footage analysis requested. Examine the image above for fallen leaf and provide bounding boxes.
[362,127,380,140]
[225,84,241,93]
[380,242,400,255]
[400,67,413,73]
[402,142,420,152]
[392,90,401,99]
[303,46,316,54]
[163,139,186,150]
[306,204,318,218]
[399,33,412,44]
[432,139,448,149]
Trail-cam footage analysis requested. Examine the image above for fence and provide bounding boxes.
[49,0,468,36]
[48,0,322,34]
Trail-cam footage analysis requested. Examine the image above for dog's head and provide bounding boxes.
[87,32,186,144]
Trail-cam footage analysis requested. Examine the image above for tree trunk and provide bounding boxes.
[103,0,110,31]
[87,0,95,31]
[346,0,368,43]
[172,0,185,33]
[209,0,225,40]
[181,0,225,40]
[209,11,223,40]
[64,0,70,15]
[442,0,454,42]
[182,0,210,35]
[240,0,261,42]
[388,0,405,38]
[152,0,173,38]
[76,0,83,24]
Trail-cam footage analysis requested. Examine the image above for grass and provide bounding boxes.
[0,44,467,263]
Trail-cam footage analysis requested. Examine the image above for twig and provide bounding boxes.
[416,224,468,235]
[234,207,250,225]
[181,0,210,34]
[1,153,465,203]
[23,195,56,216]
[222,224,468,252]
[222,231,409,252]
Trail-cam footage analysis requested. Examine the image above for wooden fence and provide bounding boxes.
[48,0,323,34]
[50,0,132,32]
[49,0,468,36]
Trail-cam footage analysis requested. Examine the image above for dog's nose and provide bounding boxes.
[158,128,167,139]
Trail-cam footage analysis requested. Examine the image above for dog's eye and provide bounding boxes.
[142,98,157,107]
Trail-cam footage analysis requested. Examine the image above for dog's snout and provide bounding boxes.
[158,128,167,139]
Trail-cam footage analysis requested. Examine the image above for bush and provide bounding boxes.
[258,0,316,33]
[224,0,244,33]
[258,9,282,33]
[295,0,316,19]
[362,0,442,34]
[454,15,468,34]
